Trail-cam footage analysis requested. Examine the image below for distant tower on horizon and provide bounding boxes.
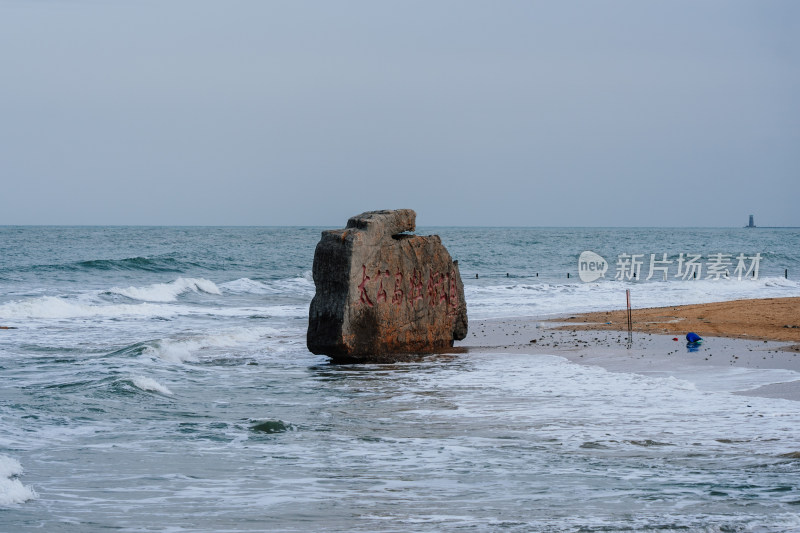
[747,214,756,228]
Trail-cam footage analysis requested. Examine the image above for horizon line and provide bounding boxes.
[2,224,799,230]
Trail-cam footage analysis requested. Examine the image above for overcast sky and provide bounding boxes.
[1,1,798,227]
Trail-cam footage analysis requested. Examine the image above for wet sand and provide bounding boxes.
[456,298,800,402]
[556,297,800,343]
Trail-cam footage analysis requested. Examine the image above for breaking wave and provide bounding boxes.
[0,455,37,506]
[138,326,280,363]
[220,273,314,296]
[0,278,225,320]
[108,278,221,302]
[0,296,178,320]
[131,376,174,396]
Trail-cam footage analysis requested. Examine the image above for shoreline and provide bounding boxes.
[456,297,800,402]
[554,296,800,344]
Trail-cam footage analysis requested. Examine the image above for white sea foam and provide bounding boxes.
[406,352,800,448]
[191,304,308,319]
[0,295,179,320]
[0,295,307,324]
[221,277,275,294]
[0,455,37,506]
[109,277,222,302]
[220,276,314,296]
[131,376,174,395]
[143,340,199,363]
[643,366,800,394]
[142,326,280,363]
[0,455,22,479]
[465,276,800,319]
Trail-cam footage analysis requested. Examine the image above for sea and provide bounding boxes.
[1,226,800,532]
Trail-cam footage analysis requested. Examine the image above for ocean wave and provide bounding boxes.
[0,455,37,506]
[220,275,314,296]
[464,276,800,319]
[0,295,179,320]
[19,255,195,274]
[139,326,280,363]
[108,277,222,302]
[75,256,191,272]
[220,278,276,295]
[130,376,174,396]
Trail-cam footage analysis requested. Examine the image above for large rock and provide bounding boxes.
[307,209,468,363]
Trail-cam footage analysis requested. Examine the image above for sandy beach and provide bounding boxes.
[556,297,800,343]
[457,297,800,402]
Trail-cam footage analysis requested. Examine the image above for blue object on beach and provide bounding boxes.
[685,332,702,343]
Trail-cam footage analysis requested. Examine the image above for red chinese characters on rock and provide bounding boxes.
[375,269,389,303]
[448,273,459,311]
[409,269,424,305]
[357,265,373,307]
[357,265,459,313]
[427,272,444,307]
[391,272,404,306]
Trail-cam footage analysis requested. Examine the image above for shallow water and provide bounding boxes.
[1,226,800,531]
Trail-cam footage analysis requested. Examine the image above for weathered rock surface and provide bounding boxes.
[307,209,468,363]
